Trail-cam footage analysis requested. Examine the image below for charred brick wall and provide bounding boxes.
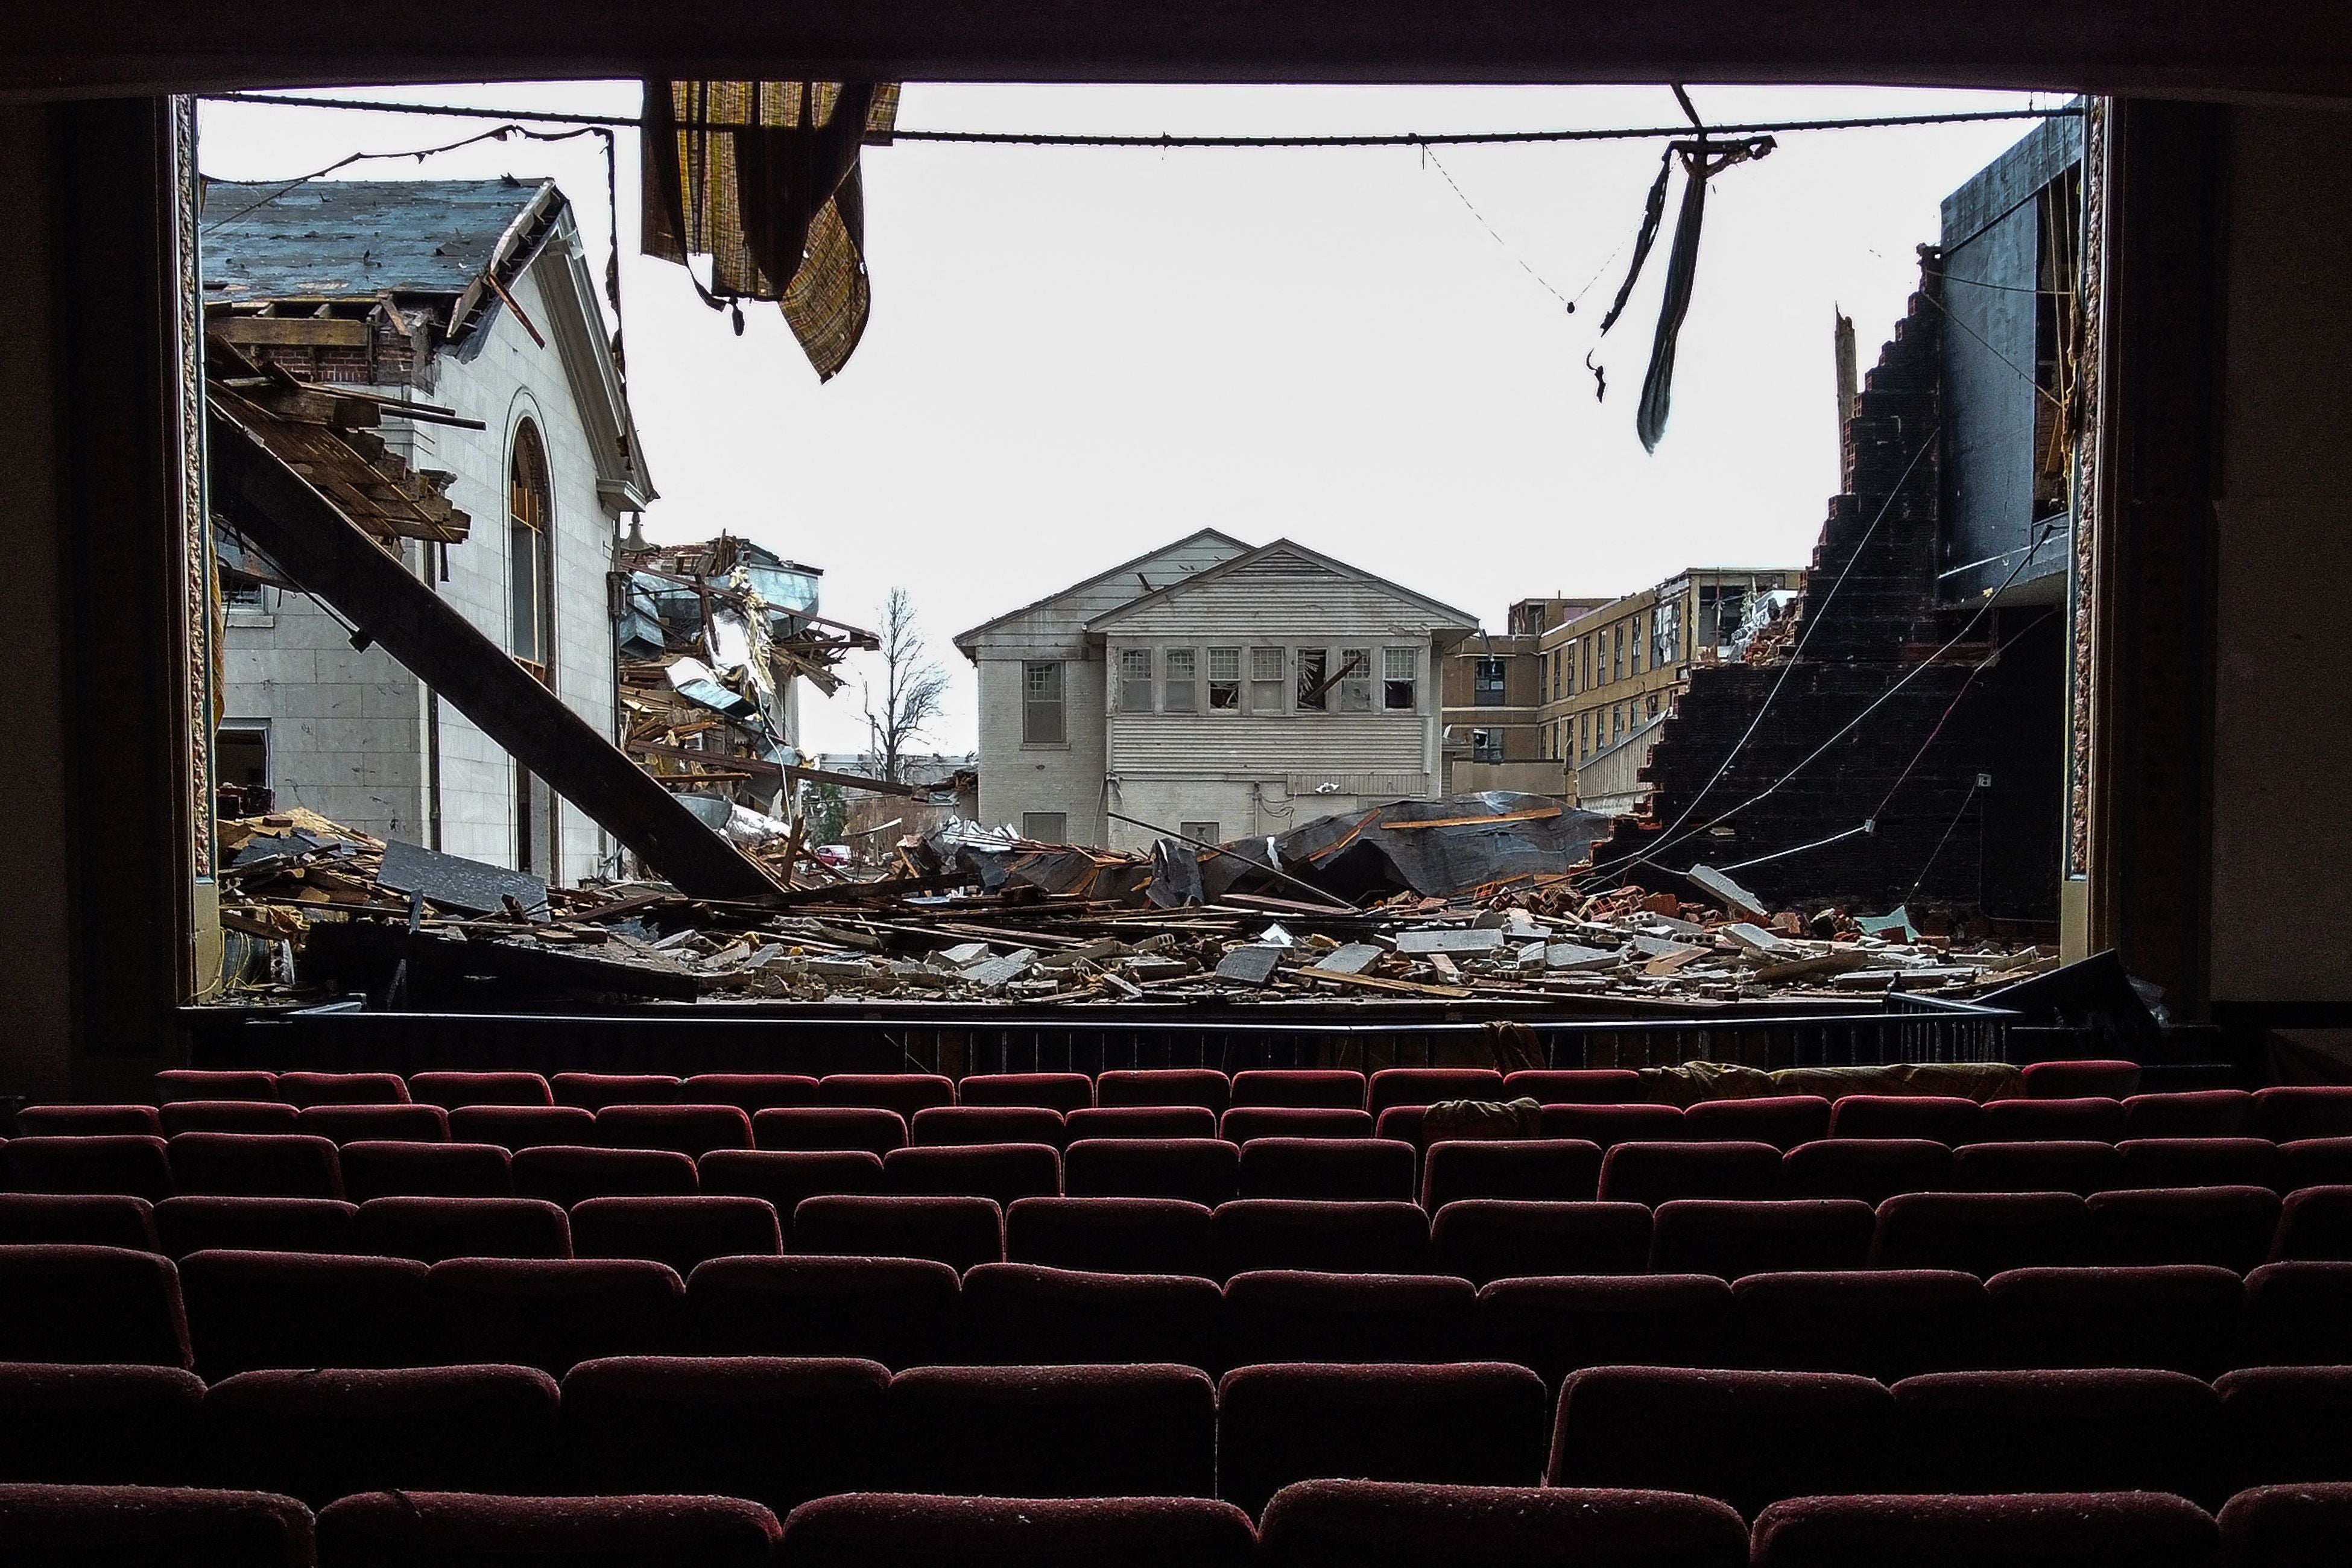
[1593,265,2064,922]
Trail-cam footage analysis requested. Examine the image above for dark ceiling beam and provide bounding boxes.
[2,2,2350,99]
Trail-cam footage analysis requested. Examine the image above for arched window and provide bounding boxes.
[508,422,555,681]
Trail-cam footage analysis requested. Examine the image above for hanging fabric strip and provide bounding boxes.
[1631,134,1775,452]
[641,81,901,380]
[1598,146,1676,336]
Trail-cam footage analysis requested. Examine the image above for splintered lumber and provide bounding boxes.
[1296,966,1473,999]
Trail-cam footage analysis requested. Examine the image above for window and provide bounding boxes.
[1584,637,1595,689]
[1654,599,1682,668]
[1208,647,1241,710]
[1338,648,1373,712]
[508,421,555,683]
[1383,646,1417,710]
[1022,660,1066,744]
[1295,648,1329,711]
[1021,811,1067,842]
[1646,694,1661,721]
[217,720,270,812]
[1580,711,1592,757]
[1250,646,1286,712]
[1613,703,1625,742]
[1163,648,1198,712]
[1473,656,1507,706]
[1631,612,1646,674]
[1700,585,1749,647]
[1119,648,1154,712]
[1473,728,1502,763]
[1613,624,1626,682]
[1180,820,1221,845]
[223,574,267,613]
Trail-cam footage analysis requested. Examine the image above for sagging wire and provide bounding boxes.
[1906,780,1981,902]
[1422,146,1576,313]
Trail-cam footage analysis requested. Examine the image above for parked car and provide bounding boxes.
[815,843,855,868]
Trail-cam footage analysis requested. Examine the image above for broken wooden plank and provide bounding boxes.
[1379,803,1565,830]
[1295,966,1473,999]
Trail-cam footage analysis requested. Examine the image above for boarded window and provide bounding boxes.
[1250,646,1285,713]
[1383,646,1417,710]
[1209,647,1241,710]
[1180,820,1221,845]
[1021,811,1067,842]
[1118,648,1153,713]
[1473,657,1507,706]
[1164,648,1198,713]
[1338,648,1372,712]
[1295,648,1329,711]
[1022,661,1066,745]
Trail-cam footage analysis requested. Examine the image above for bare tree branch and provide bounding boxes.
[859,587,950,785]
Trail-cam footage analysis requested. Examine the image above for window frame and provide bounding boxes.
[1207,646,1242,712]
[507,420,556,684]
[1295,647,1330,712]
[1382,646,1417,712]
[1337,647,1373,713]
[1118,646,1154,713]
[1021,659,1067,746]
[1473,656,1508,707]
[1248,646,1286,714]
[1162,646,1199,713]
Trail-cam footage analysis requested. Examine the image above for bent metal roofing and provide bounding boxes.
[201,176,550,302]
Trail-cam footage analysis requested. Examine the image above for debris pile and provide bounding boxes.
[212,800,2053,1010]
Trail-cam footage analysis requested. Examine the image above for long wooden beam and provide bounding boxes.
[207,407,783,902]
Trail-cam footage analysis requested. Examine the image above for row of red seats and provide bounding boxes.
[11,1237,2352,1380]
[10,1125,2351,1213]
[143,1059,2172,1111]
[5,1180,2350,1283]
[45,1090,2351,1152]
[7,1351,2352,1513]
[5,1479,2335,1568]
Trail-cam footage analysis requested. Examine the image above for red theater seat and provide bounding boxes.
[1870,1191,2091,1274]
[2020,1059,2143,1099]
[1978,1097,2127,1143]
[1599,1140,1783,1206]
[1367,1068,1506,1116]
[1066,1105,1219,1140]
[353,1196,571,1263]
[338,1140,511,1202]
[1006,1196,1217,1277]
[153,1197,356,1258]
[275,1072,410,1108]
[2123,1089,2252,1139]
[1097,1068,1231,1112]
[2117,1136,2283,1190]
[750,1105,908,1155]
[2281,1137,2352,1190]
[295,1105,449,1145]
[2239,1261,2352,1366]
[316,1490,781,1568]
[14,1104,162,1137]
[1750,1491,2220,1568]
[510,1145,698,1207]
[688,1254,959,1368]
[1551,1366,1895,1519]
[1650,1199,1876,1279]
[560,1354,890,1513]
[1891,1367,2223,1503]
[550,1072,680,1110]
[154,1069,279,1104]
[179,1249,428,1377]
[883,1142,1061,1204]
[2218,1484,2352,1568]
[676,1073,820,1112]
[1255,1479,1750,1568]
[910,1105,1066,1148]
[1213,1198,1430,1277]
[792,1193,1004,1271]
[776,1493,1254,1568]
[162,1101,301,1137]
[425,1256,684,1374]
[1986,1264,2243,1377]
[1064,1137,1239,1206]
[1503,1069,1646,1104]
[958,1072,1095,1111]
[0,1483,314,1565]
[959,1262,1222,1369]
[0,1362,204,1485]
[2250,1086,2352,1143]
[1430,1200,1652,1285]
[168,1134,343,1200]
[444,1105,596,1151]
[1949,1139,2120,1195]
[1782,1139,1953,1204]
[590,1103,753,1157]
[818,1073,954,1117]
[1224,1270,1476,1365]
[1827,1095,1982,1145]
[0,1192,159,1251]
[1478,1274,1734,1386]
[886,1362,1218,1497]
[1684,1096,1834,1151]
[698,1148,884,1215]
[1731,1270,1988,1382]
[1540,1104,1686,1148]
[2218,1366,2352,1489]
[406,1070,552,1108]
[1231,1069,1367,1110]
[1420,1139,1603,1209]
[2088,1185,2281,1272]
[1217,1361,1551,1516]
[0,1243,190,1368]
[203,1364,561,1505]
[1222,1107,1374,1142]
[1239,1137,1416,1202]
[571,1195,782,1272]
[4,1134,174,1200]
[2271,1184,2352,1261]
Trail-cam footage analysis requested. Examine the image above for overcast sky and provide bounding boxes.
[198,81,2052,757]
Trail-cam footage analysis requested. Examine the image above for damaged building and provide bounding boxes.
[206,177,654,882]
[1439,595,1605,795]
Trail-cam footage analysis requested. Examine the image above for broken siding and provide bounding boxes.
[1104,550,1450,639]
[961,533,1247,657]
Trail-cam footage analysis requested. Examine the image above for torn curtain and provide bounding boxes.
[642,81,902,381]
